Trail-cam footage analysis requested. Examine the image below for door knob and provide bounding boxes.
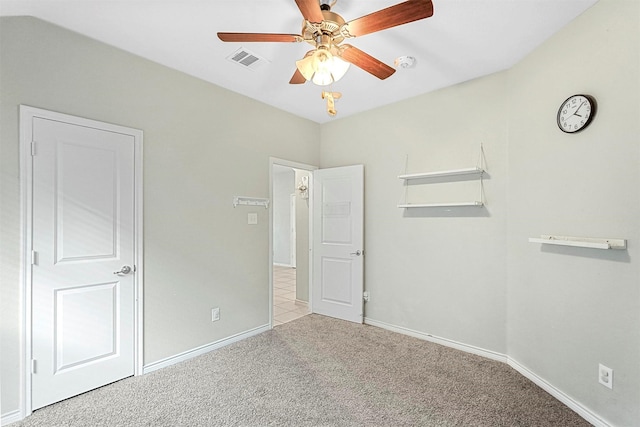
[350,250,362,256]
[113,265,133,275]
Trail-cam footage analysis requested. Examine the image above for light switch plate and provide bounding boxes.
[248,213,258,225]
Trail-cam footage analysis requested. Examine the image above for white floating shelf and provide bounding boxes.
[233,196,270,209]
[398,201,484,208]
[398,167,484,180]
[528,235,626,250]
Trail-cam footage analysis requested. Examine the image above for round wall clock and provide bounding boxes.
[557,94,596,133]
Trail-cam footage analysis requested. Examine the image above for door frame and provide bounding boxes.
[18,105,144,419]
[268,158,317,328]
[289,193,296,268]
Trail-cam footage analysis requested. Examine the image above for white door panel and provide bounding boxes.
[31,117,136,410]
[312,165,364,323]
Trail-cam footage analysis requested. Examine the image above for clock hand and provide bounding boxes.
[572,101,586,116]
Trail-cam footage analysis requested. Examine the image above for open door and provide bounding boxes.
[311,165,364,323]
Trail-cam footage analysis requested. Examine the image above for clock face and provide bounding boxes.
[557,94,596,133]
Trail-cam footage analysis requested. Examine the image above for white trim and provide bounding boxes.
[364,317,610,427]
[19,106,34,420]
[273,262,294,268]
[18,105,144,420]
[290,193,296,268]
[1,410,22,426]
[268,158,317,330]
[507,359,611,427]
[364,317,507,362]
[142,324,270,374]
[134,119,145,377]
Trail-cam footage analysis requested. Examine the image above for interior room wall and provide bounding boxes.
[320,0,639,425]
[320,71,509,355]
[506,0,639,425]
[0,16,320,416]
[273,167,295,266]
[294,169,310,302]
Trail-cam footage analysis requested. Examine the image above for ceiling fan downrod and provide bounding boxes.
[319,0,334,11]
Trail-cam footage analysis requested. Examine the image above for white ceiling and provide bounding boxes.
[0,0,598,124]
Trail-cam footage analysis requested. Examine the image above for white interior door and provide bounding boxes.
[30,115,137,410]
[312,165,364,323]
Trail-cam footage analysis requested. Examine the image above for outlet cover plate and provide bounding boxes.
[211,307,220,322]
[598,363,613,389]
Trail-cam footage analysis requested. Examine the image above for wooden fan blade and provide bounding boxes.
[340,45,396,80]
[290,69,307,84]
[294,0,324,23]
[344,0,433,38]
[217,32,300,43]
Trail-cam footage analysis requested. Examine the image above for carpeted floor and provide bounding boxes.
[14,314,590,426]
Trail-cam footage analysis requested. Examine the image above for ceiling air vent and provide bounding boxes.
[226,48,268,71]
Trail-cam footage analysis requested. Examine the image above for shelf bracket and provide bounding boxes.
[233,196,270,209]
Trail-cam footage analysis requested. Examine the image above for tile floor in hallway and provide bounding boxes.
[273,265,310,326]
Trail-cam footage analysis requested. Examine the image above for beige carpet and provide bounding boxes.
[14,314,590,426]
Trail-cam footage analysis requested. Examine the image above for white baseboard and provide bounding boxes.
[1,409,22,426]
[4,325,271,425]
[273,263,294,268]
[507,359,610,427]
[364,317,507,362]
[143,324,270,374]
[364,317,610,427]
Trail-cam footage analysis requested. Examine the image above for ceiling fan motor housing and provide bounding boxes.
[302,10,346,47]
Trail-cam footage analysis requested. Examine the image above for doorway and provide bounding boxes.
[270,159,315,326]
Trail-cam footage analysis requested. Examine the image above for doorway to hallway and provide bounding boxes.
[273,265,310,325]
[270,159,315,327]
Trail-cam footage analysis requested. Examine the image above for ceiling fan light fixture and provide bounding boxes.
[329,55,350,81]
[296,53,316,81]
[296,47,350,86]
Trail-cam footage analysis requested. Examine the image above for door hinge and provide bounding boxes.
[363,291,370,302]
[31,250,38,265]
[31,359,37,374]
[31,141,36,156]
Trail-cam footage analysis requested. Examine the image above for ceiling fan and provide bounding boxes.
[217,0,434,86]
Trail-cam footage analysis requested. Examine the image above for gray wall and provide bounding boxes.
[294,169,310,302]
[0,16,320,415]
[273,167,294,266]
[505,1,639,425]
[321,72,509,354]
[272,166,311,302]
[320,0,639,425]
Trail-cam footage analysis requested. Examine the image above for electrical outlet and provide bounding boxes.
[598,363,613,389]
[248,213,258,225]
[211,307,220,322]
